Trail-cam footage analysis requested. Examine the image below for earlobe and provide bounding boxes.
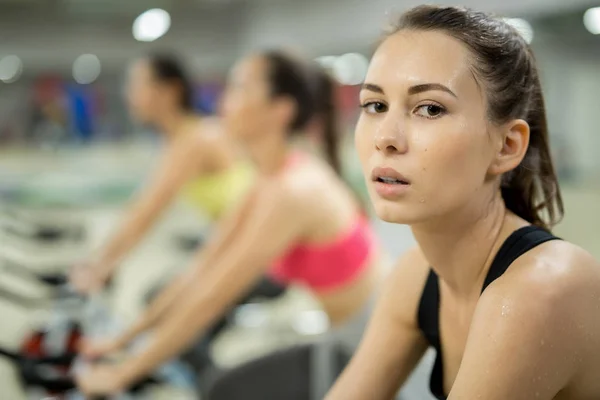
[488,119,530,176]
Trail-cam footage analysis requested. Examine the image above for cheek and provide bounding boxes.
[221,93,236,119]
[223,92,246,120]
[128,90,152,116]
[417,124,491,204]
[223,93,261,134]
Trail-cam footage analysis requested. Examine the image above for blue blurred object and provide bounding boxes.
[195,83,222,115]
[66,84,95,143]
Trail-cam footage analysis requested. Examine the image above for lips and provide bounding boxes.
[371,167,411,199]
[371,167,410,185]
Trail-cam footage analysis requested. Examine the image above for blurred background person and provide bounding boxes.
[70,52,254,294]
[76,49,385,398]
[0,1,598,400]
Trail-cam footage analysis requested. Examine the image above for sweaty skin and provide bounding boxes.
[326,29,600,400]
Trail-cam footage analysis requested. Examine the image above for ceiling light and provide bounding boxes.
[0,55,23,83]
[583,7,600,35]
[73,54,101,84]
[133,9,171,42]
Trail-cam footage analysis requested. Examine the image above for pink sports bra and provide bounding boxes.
[268,152,376,292]
[269,215,375,292]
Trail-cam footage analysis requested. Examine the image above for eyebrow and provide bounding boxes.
[361,83,384,94]
[409,83,457,98]
[361,82,458,98]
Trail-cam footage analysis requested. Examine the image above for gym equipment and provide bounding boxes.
[0,210,89,282]
[0,345,162,400]
[172,232,205,253]
[0,208,86,245]
[0,263,196,399]
[0,259,81,309]
[207,342,351,400]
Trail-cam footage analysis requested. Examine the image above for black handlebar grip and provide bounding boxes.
[38,274,69,287]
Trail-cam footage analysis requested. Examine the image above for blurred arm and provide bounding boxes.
[325,247,431,400]
[117,184,308,385]
[110,271,191,348]
[92,138,204,278]
[112,185,255,345]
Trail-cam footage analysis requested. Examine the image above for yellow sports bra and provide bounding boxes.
[180,162,255,221]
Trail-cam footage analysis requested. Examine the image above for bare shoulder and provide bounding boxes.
[475,240,600,349]
[255,176,303,212]
[185,117,226,149]
[276,157,329,201]
[178,117,239,168]
[380,246,432,326]
[485,240,600,305]
[454,241,600,396]
[389,246,431,299]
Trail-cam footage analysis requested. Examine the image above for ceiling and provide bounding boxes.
[0,0,597,77]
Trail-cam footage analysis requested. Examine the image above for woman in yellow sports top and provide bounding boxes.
[70,52,253,293]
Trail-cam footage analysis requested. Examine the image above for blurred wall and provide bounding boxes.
[0,1,598,250]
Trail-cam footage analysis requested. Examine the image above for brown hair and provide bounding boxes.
[386,5,563,230]
[146,52,194,111]
[262,50,342,175]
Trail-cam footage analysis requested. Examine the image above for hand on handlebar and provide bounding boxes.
[76,363,126,397]
[79,337,124,360]
[69,262,111,295]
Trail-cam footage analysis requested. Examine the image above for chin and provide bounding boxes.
[371,199,425,225]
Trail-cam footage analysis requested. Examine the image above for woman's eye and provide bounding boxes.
[360,102,388,114]
[415,104,445,119]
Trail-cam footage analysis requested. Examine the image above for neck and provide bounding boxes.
[411,191,511,298]
[246,128,291,175]
[154,108,192,141]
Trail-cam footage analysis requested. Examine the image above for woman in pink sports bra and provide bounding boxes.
[76,50,384,397]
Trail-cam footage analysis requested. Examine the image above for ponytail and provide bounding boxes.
[500,72,563,231]
[310,65,371,211]
[263,50,343,177]
[146,52,194,112]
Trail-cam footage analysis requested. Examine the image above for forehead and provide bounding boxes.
[128,60,153,82]
[231,55,268,81]
[367,30,478,97]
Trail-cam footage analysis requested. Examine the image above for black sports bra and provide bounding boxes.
[417,225,560,399]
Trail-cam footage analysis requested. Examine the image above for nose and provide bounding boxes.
[374,117,408,155]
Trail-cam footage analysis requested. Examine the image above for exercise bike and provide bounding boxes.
[0,261,198,399]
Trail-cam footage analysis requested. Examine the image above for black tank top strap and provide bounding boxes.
[481,225,560,293]
[417,269,445,399]
[416,225,560,400]
[418,269,440,347]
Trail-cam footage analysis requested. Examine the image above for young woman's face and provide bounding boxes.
[220,56,277,142]
[355,30,499,224]
[125,60,163,124]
